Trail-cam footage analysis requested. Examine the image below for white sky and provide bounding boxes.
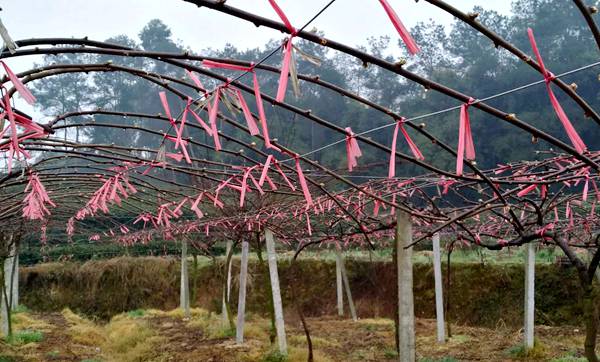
[1,0,513,118]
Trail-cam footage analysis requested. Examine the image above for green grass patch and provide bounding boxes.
[419,358,459,362]
[126,309,146,318]
[261,350,288,362]
[506,339,546,359]
[6,329,44,345]
[12,304,30,314]
[383,348,398,359]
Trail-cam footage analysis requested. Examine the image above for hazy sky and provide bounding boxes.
[1,0,513,117]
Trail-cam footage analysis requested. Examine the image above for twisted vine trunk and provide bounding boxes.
[583,286,599,362]
[556,236,600,362]
[222,242,235,330]
[290,249,313,362]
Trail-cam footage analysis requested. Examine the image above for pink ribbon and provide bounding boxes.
[305,212,312,236]
[294,154,313,206]
[274,159,296,191]
[388,118,424,178]
[239,167,256,207]
[527,28,586,154]
[438,179,456,195]
[259,155,273,186]
[185,70,211,113]
[208,87,222,151]
[253,72,280,151]
[186,97,213,136]
[1,61,36,105]
[266,0,297,102]
[377,0,420,55]
[276,37,294,103]
[165,135,191,164]
[268,0,297,34]
[197,60,277,149]
[235,89,260,136]
[190,193,205,218]
[345,127,362,172]
[0,91,47,171]
[456,97,476,176]
[517,184,537,197]
[23,172,55,220]
[166,152,183,162]
[158,91,175,126]
[202,60,253,72]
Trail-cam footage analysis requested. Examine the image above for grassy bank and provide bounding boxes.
[18,253,587,327]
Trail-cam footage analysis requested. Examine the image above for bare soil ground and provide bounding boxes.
[0,308,590,361]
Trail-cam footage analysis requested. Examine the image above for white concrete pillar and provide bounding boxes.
[397,210,415,362]
[524,242,535,349]
[236,240,249,344]
[336,251,344,316]
[265,229,287,354]
[338,250,357,321]
[432,233,445,343]
[180,240,190,318]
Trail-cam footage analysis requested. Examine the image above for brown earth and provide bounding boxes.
[0,308,591,361]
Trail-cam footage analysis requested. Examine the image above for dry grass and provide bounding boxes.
[5,308,591,361]
[60,308,163,361]
[12,311,51,332]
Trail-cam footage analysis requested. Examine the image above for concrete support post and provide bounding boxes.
[396,210,415,362]
[524,242,535,349]
[336,252,344,316]
[265,229,287,354]
[236,240,249,344]
[432,233,445,343]
[180,240,190,318]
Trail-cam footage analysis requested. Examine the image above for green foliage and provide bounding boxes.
[383,349,398,359]
[418,358,458,362]
[20,256,589,326]
[549,357,587,362]
[46,351,60,358]
[0,356,17,362]
[6,329,44,345]
[506,339,546,359]
[12,305,30,314]
[261,350,288,362]
[127,309,146,318]
[19,241,225,265]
